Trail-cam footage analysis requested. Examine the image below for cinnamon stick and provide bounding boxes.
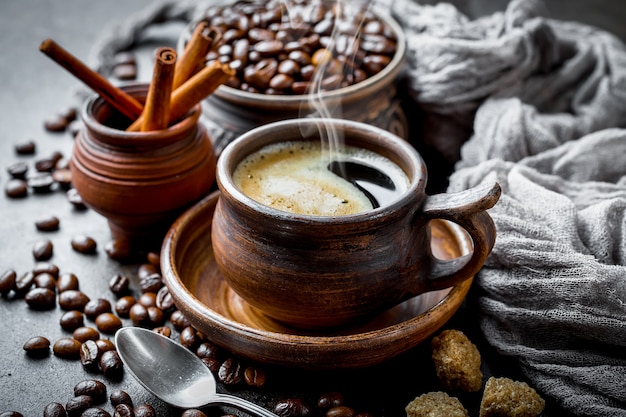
[173,21,220,90]
[141,47,177,132]
[127,61,235,132]
[39,38,143,121]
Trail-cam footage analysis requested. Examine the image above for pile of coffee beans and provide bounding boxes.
[197,0,398,95]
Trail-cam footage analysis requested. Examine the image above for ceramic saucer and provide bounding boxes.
[161,191,474,369]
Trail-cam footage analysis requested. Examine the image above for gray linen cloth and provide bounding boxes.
[390,0,626,415]
[87,0,626,415]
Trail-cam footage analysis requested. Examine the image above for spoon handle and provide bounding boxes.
[211,393,279,417]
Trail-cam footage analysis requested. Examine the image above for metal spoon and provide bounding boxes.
[115,327,278,416]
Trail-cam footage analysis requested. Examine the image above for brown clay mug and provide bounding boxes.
[211,118,500,329]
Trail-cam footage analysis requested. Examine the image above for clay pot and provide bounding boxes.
[178,5,408,155]
[70,84,217,247]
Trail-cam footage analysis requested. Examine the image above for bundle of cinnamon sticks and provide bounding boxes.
[39,22,233,132]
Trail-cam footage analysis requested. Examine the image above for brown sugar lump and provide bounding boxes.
[405,391,469,417]
[431,329,483,392]
[479,377,545,417]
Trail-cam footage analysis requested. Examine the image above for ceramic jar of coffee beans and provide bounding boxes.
[179,0,408,154]
[70,83,216,248]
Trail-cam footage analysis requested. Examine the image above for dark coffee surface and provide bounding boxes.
[1,1,624,417]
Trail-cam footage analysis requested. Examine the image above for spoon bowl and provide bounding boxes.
[115,327,278,416]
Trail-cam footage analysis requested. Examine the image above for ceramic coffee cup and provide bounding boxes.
[211,118,500,329]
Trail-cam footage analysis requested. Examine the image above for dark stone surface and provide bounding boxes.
[0,1,624,416]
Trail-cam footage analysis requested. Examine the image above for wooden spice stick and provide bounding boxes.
[172,21,220,90]
[127,61,235,132]
[141,47,177,132]
[39,38,143,121]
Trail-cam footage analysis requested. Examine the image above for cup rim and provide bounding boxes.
[216,118,426,223]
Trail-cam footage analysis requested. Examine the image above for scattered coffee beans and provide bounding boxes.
[22,336,51,356]
[80,408,110,417]
[28,173,55,194]
[84,298,113,320]
[274,398,311,417]
[108,274,131,297]
[58,290,90,311]
[14,139,36,155]
[5,179,28,198]
[73,326,100,343]
[99,350,124,380]
[7,161,28,179]
[66,188,87,210]
[43,402,66,417]
[218,357,244,386]
[71,235,97,254]
[32,239,54,261]
[80,340,101,369]
[52,337,82,359]
[25,287,56,310]
[74,379,107,403]
[56,272,80,292]
[133,404,156,417]
[0,269,17,294]
[65,395,94,417]
[109,390,133,407]
[94,313,123,334]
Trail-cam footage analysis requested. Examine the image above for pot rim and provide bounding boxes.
[216,117,427,225]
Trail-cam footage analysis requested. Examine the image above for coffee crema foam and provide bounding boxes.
[232,141,409,216]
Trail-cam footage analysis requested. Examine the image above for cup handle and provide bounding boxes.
[420,182,501,292]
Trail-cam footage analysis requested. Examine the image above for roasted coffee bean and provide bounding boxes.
[109,390,133,407]
[153,325,172,338]
[34,272,57,290]
[156,285,175,311]
[33,262,60,278]
[95,339,116,353]
[196,341,219,360]
[14,271,35,296]
[115,295,136,318]
[244,366,266,388]
[80,340,101,369]
[5,178,28,198]
[137,292,157,308]
[74,379,107,403]
[99,349,124,379]
[108,274,130,296]
[170,309,191,330]
[66,188,87,209]
[58,290,90,311]
[84,298,113,320]
[71,235,97,254]
[318,392,344,409]
[0,269,17,294]
[7,161,28,179]
[129,303,148,326]
[73,326,100,342]
[181,410,208,417]
[33,239,54,261]
[138,273,163,293]
[0,412,23,417]
[35,156,58,172]
[218,357,243,385]
[81,408,111,417]
[201,357,221,374]
[146,306,165,327]
[133,404,155,417]
[14,139,36,155]
[23,336,51,356]
[25,287,56,310]
[146,251,160,266]
[112,404,134,417]
[137,263,158,279]
[274,398,312,417]
[57,272,79,292]
[180,326,200,350]
[53,337,82,358]
[326,406,355,417]
[44,113,70,132]
[60,310,85,331]
[65,395,94,417]
[52,168,72,190]
[43,402,67,417]
[105,239,134,264]
[95,312,123,334]
[28,173,55,194]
